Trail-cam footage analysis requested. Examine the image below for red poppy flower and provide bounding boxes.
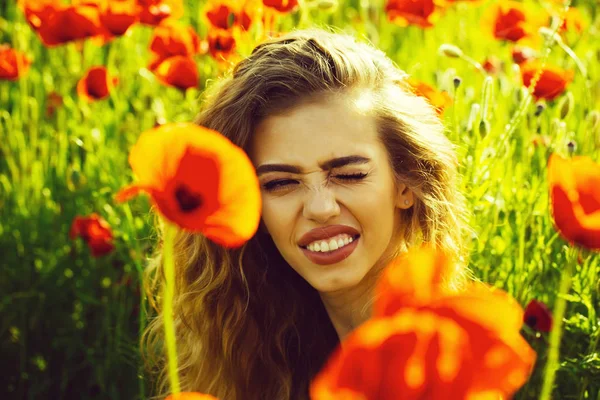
[148,20,201,70]
[165,393,219,400]
[77,66,118,102]
[558,8,586,34]
[385,0,439,28]
[523,299,552,332]
[311,246,536,400]
[481,1,546,46]
[137,0,183,25]
[482,56,501,75]
[263,0,298,13]
[70,213,115,257]
[116,123,261,247]
[99,0,140,37]
[207,30,237,61]
[205,2,252,31]
[407,78,452,117]
[20,1,108,47]
[153,55,198,90]
[512,46,536,65]
[548,154,600,251]
[520,61,573,101]
[45,91,63,117]
[0,45,32,80]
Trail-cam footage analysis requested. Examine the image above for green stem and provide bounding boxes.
[539,246,577,400]
[163,222,181,395]
[122,204,146,400]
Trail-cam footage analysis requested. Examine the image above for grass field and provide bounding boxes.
[1,0,599,399]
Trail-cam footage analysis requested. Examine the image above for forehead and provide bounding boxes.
[250,94,383,168]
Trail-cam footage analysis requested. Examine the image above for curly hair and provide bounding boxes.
[141,27,473,400]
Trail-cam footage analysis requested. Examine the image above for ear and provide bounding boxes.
[395,183,414,209]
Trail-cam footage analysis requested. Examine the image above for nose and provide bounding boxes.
[302,181,341,223]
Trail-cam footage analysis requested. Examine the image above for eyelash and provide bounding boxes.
[262,173,368,192]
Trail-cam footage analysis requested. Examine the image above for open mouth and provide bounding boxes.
[299,234,360,250]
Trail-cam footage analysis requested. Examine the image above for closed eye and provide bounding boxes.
[261,172,368,192]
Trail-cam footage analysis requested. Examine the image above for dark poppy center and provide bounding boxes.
[175,184,203,213]
[525,315,538,328]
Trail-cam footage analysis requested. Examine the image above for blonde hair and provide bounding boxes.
[142,27,473,400]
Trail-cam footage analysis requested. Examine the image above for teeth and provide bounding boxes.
[306,234,356,253]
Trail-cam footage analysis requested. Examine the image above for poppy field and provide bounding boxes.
[1,0,599,399]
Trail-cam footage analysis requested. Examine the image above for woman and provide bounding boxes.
[143,27,472,400]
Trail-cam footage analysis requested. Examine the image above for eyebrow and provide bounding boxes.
[256,155,371,176]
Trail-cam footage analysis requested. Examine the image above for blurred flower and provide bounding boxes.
[137,0,183,25]
[511,46,537,65]
[0,45,32,80]
[45,91,63,117]
[263,0,299,13]
[482,1,546,46]
[19,1,108,47]
[207,29,237,61]
[385,0,440,28]
[69,213,115,257]
[524,299,552,332]
[153,55,198,90]
[521,61,573,101]
[548,153,600,251]
[148,20,202,70]
[558,8,587,34]
[98,0,140,37]
[115,123,261,247]
[407,78,453,117]
[205,2,252,30]
[482,56,502,75]
[311,246,536,400]
[77,66,119,102]
[165,393,219,400]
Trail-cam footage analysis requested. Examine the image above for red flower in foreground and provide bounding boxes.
[116,123,261,247]
[77,66,118,102]
[263,0,299,13]
[385,0,439,28]
[166,393,218,400]
[153,55,198,90]
[521,61,573,101]
[524,299,553,332]
[311,246,536,400]
[548,154,600,251]
[0,45,32,80]
[70,213,115,257]
[407,78,453,117]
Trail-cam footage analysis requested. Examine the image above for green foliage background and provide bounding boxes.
[1,0,599,399]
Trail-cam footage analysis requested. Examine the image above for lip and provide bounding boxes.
[301,236,360,265]
[297,225,360,248]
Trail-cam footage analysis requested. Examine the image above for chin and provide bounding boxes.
[307,270,367,293]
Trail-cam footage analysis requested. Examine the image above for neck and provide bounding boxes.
[319,261,387,342]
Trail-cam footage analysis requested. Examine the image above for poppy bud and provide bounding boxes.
[586,110,599,132]
[317,0,338,11]
[558,92,573,120]
[467,103,480,131]
[479,119,490,137]
[534,102,545,117]
[481,76,494,122]
[567,139,577,155]
[438,44,463,58]
[453,77,462,89]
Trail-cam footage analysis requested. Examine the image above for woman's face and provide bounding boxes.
[249,93,413,293]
